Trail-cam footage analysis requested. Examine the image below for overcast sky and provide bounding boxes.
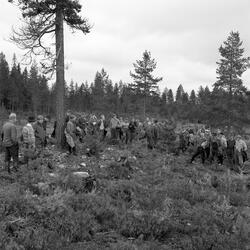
[1,0,250,92]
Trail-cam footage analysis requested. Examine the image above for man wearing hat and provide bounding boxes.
[1,113,19,173]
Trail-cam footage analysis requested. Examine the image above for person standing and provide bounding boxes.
[65,115,77,155]
[209,133,220,164]
[110,114,120,140]
[99,114,108,141]
[1,113,19,173]
[33,115,46,154]
[127,118,137,144]
[235,135,248,167]
[190,134,208,164]
[217,132,227,165]
[22,116,36,164]
[226,133,236,170]
[140,122,155,150]
[117,117,124,141]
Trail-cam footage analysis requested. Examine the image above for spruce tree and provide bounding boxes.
[161,91,167,105]
[9,55,23,111]
[182,92,189,104]
[28,62,40,114]
[189,90,196,105]
[0,53,10,108]
[175,84,184,104]
[167,89,174,104]
[214,31,249,96]
[92,69,109,111]
[130,50,162,117]
[214,31,249,124]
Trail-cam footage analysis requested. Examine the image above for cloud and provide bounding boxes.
[0,0,250,92]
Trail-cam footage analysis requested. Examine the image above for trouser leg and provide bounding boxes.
[69,145,72,154]
[242,151,248,162]
[72,146,77,155]
[125,131,129,144]
[191,146,202,163]
[101,130,107,141]
[4,161,11,173]
[227,149,234,169]
[200,148,206,164]
[218,153,223,164]
[236,151,243,166]
[210,149,217,163]
[147,137,154,149]
[12,144,19,171]
[130,132,135,143]
[205,147,210,159]
[4,146,11,172]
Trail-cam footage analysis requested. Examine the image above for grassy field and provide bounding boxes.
[0,135,250,249]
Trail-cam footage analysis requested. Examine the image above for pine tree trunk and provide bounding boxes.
[55,1,65,148]
[228,77,233,126]
[143,95,146,119]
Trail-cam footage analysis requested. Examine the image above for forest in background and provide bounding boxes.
[0,32,250,129]
[0,52,249,128]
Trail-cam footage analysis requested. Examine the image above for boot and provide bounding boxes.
[68,146,72,155]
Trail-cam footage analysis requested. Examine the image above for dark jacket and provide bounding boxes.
[2,121,18,147]
[33,122,46,141]
[128,121,137,133]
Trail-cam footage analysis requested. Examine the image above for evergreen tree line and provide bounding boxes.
[0,32,249,128]
[0,53,51,115]
[67,75,250,128]
[0,52,249,128]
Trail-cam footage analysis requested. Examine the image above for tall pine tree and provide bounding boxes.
[189,90,196,105]
[9,0,91,147]
[130,50,162,117]
[175,84,184,104]
[214,31,250,124]
[214,31,249,96]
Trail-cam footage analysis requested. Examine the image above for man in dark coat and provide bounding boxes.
[1,113,19,173]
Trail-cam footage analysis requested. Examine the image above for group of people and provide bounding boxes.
[63,113,177,154]
[63,113,145,155]
[178,127,248,171]
[0,111,171,173]
[1,112,249,174]
[1,113,47,173]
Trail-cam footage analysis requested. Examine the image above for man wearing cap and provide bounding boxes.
[1,113,19,173]
[33,115,46,153]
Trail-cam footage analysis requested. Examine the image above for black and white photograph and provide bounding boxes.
[0,0,250,249]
